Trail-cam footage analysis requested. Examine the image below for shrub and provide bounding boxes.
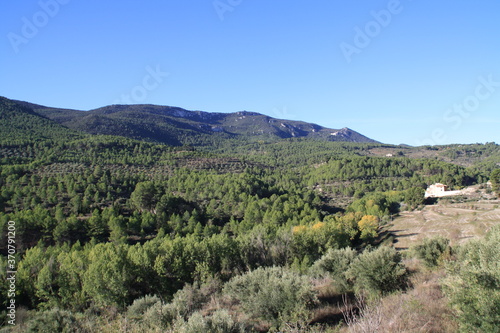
[171,310,244,333]
[142,301,178,329]
[170,280,222,318]
[138,280,222,329]
[443,225,500,332]
[207,309,245,333]
[347,246,407,298]
[223,266,317,324]
[311,247,357,292]
[126,294,161,320]
[411,236,450,268]
[171,312,207,333]
[25,308,83,332]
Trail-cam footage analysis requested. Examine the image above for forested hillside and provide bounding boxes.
[0,97,83,144]
[14,99,378,146]
[1,97,499,332]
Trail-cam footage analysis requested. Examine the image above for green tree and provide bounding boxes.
[17,246,48,308]
[35,255,60,308]
[357,215,379,241]
[108,215,127,243]
[88,209,108,241]
[56,246,89,311]
[53,216,84,245]
[491,169,500,195]
[405,187,425,210]
[83,243,132,308]
[131,181,159,213]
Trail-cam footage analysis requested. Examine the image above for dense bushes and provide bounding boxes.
[313,246,408,298]
[6,208,384,313]
[347,246,408,298]
[24,308,83,333]
[311,247,357,291]
[170,310,244,333]
[223,267,317,325]
[444,225,500,332]
[126,295,161,320]
[411,236,450,268]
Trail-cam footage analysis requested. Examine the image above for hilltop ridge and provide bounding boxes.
[8,98,378,146]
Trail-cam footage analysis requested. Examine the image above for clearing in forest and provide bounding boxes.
[389,188,500,249]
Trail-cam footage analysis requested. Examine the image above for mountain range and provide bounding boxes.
[1,96,378,146]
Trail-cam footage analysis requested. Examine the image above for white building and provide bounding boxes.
[425,183,462,198]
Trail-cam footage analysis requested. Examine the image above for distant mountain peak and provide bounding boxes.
[3,97,379,146]
[235,111,262,116]
[330,127,347,135]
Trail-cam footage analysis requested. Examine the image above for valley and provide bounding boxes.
[0,96,499,332]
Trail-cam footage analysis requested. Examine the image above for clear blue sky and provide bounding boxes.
[1,0,499,145]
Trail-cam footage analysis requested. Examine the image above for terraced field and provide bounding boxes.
[389,187,500,249]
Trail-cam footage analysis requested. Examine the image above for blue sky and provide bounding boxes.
[1,0,499,145]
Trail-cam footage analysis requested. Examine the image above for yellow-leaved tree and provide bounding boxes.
[357,215,379,241]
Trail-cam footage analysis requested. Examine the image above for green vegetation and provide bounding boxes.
[0,97,83,144]
[311,247,357,292]
[223,266,317,325]
[491,169,500,195]
[444,225,500,332]
[26,102,378,147]
[0,97,499,331]
[347,246,408,298]
[411,236,450,268]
